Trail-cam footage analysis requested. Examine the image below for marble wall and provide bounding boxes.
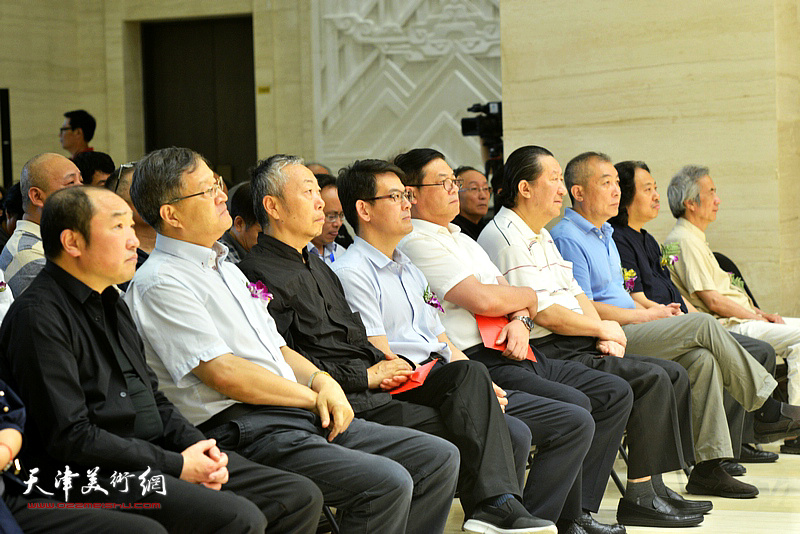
[501,0,799,314]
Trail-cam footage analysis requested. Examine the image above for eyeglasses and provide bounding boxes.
[460,185,492,195]
[414,177,464,193]
[324,212,346,223]
[165,176,224,204]
[112,162,136,194]
[364,190,414,204]
[59,127,74,133]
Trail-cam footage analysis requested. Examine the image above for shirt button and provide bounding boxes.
[2,407,7,413]
[0,391,5,396]
[120,392,127,398]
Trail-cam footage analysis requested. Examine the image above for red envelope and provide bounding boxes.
[474,315,536,362]
[389,360,437,395]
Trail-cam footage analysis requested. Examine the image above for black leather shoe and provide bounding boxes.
[721,460,746,476]
[557,512,625,534]
[616,496,703,528]
[739,443,779,463]
[781,437,800,455]
[754,403,800,443]
[660,485,713,514]
[686,465,759,498]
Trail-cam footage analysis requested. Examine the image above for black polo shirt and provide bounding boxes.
[0,262,203,481]
[610,222,688,313]
[238,234,391,413]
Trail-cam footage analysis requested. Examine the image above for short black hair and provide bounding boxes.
[563,151,612,204]
[131,147,205,232]
[4,183,23,220]
[499,146,555,209]
[229,182,258,227]
[337,159,405,234]
[315,173,337,191]
[72,151,115,185]
[610,161,650,226]
[64,110,96,142]
[41,187,95,260]
[453,166,481,178]
[393,148,445,187]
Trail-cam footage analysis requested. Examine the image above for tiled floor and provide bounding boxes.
[444,443,800,533]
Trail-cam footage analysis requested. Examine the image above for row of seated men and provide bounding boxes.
[0,146,797,534]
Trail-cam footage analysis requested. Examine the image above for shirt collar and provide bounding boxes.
[676,217,707,241]
[495,206,542,247]
[562,208,614,239]
[256,233,310,264]
[410,218,462,238]
[43,261,119,305]
[351,236,411,270]
[155,233,228,269]
[307,241,338,257]
[15,220,41,237]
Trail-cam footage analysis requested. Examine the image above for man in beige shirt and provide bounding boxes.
[664,165,800,452]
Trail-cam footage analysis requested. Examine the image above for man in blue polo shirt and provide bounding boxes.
[551,151,800,499]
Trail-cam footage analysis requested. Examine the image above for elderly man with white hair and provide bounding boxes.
[664,165,800,453]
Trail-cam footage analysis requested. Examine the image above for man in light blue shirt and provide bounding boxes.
[124,147,460,534]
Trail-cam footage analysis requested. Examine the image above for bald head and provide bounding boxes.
[21,153,82,221]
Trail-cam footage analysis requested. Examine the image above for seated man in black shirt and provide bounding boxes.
[238,155,556,534]
[0,186,324,533]
[610,160,787,464]
[452,166,491,240]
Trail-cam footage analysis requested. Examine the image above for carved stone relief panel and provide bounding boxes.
[311,0,501,171]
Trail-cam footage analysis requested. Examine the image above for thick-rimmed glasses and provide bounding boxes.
[165,176,224,204]
[414,177,464,193]
[59,126,74,133]
[324,212,346,223]
[364,190,414,204]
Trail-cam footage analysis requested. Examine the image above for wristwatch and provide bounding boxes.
[512,315,534,331]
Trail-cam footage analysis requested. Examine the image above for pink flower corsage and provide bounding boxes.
[247,281,273,303]
[423,285,444,313]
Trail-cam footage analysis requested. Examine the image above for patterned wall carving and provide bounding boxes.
[311,0,501,172]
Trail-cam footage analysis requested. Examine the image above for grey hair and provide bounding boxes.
[667,165,709,218]
[130,147,205,232]
[250,154,304,228]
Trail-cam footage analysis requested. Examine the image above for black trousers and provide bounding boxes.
[467,344,632,517]
[729,333,777,449]
[7,451,323,534]
[530,335,695,479]
[359,359,525,516]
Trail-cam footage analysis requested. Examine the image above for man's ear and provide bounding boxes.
[159,204,182,230]
[29,186,46,209]
[355,199,371,225]
[60,228,84,258]
[262,195,281,222]
[570,184,584,203]
[517,179,532,200]
[75,127,85,142]
[233,215,246,233]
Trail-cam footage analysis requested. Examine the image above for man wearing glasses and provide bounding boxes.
[453,166,492,240]
[307,173,347,264]
[59,110,95,157]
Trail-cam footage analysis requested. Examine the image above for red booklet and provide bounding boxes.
[389,360,437,395]
[474,315,537,362]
